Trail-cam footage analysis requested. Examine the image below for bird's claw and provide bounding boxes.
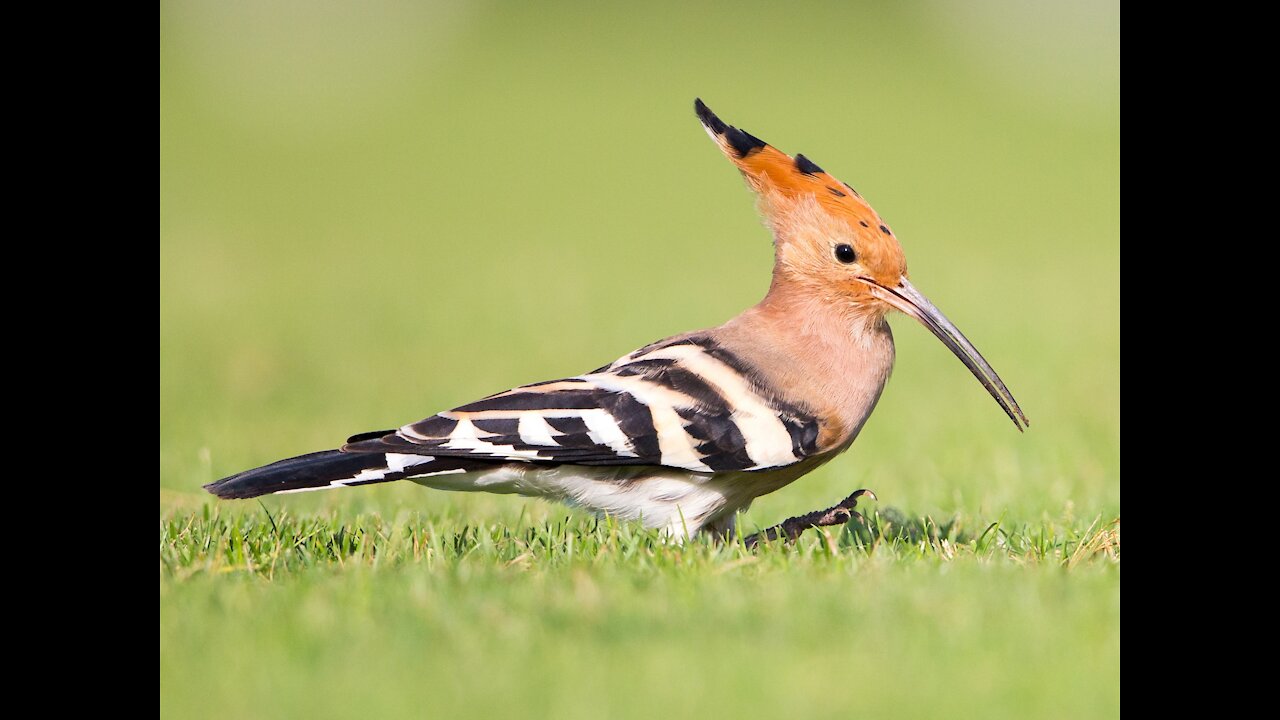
[845,488,877,504]
[742,488,877,549]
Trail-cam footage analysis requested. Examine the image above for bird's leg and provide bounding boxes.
[742,489,876,549]
[698,511,740,544]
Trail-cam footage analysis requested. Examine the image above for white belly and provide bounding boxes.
[411,464,735,537]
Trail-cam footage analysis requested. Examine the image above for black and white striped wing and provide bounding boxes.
[343,338,822,473]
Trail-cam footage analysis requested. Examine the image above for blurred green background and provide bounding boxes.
[161,1,1118,718]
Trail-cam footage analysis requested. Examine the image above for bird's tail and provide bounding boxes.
[204,449,458,499]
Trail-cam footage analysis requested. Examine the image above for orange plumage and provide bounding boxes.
[694,99,907,304]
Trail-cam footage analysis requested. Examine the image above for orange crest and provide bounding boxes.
[694,99,906,290]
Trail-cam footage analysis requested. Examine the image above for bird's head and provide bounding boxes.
[695,99,1027,431]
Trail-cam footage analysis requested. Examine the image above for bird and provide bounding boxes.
[205,99,1027,543]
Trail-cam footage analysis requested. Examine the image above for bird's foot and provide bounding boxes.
[742,489,877,549]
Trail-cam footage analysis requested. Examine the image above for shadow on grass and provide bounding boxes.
[839,506,1120,567]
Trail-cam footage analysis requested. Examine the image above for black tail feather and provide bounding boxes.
[204,450,391,499]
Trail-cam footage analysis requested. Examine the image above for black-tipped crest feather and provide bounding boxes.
[795,154,823,175]
[693,98,767,157]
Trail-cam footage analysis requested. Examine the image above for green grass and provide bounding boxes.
[161,1,1119,718]
[161,509,1118,719]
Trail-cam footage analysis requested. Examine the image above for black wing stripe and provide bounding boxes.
[670,336,756,380]
[353,334,825,473]
[403,415,458,439]
[652,366,732,413]
[455,389,605,412]
[545,415,591,438]
[782,415,821,458]
[675,407,755,472]
[598,387,662,461]
[471,418,520,436]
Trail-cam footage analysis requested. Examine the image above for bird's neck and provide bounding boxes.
[719,282,897,452]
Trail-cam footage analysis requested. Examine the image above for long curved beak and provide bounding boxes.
[864,276,1028,432]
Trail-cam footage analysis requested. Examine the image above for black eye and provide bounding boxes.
[834,244,857,264]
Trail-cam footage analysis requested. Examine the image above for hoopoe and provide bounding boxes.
[206,100,1027,542]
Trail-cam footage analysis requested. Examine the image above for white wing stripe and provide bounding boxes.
[581,373,712,472]
[634,344,798,469]
[579,409,638,458]
[443,418,550,461]
[517,414,561,446]
[386,453,435,473]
